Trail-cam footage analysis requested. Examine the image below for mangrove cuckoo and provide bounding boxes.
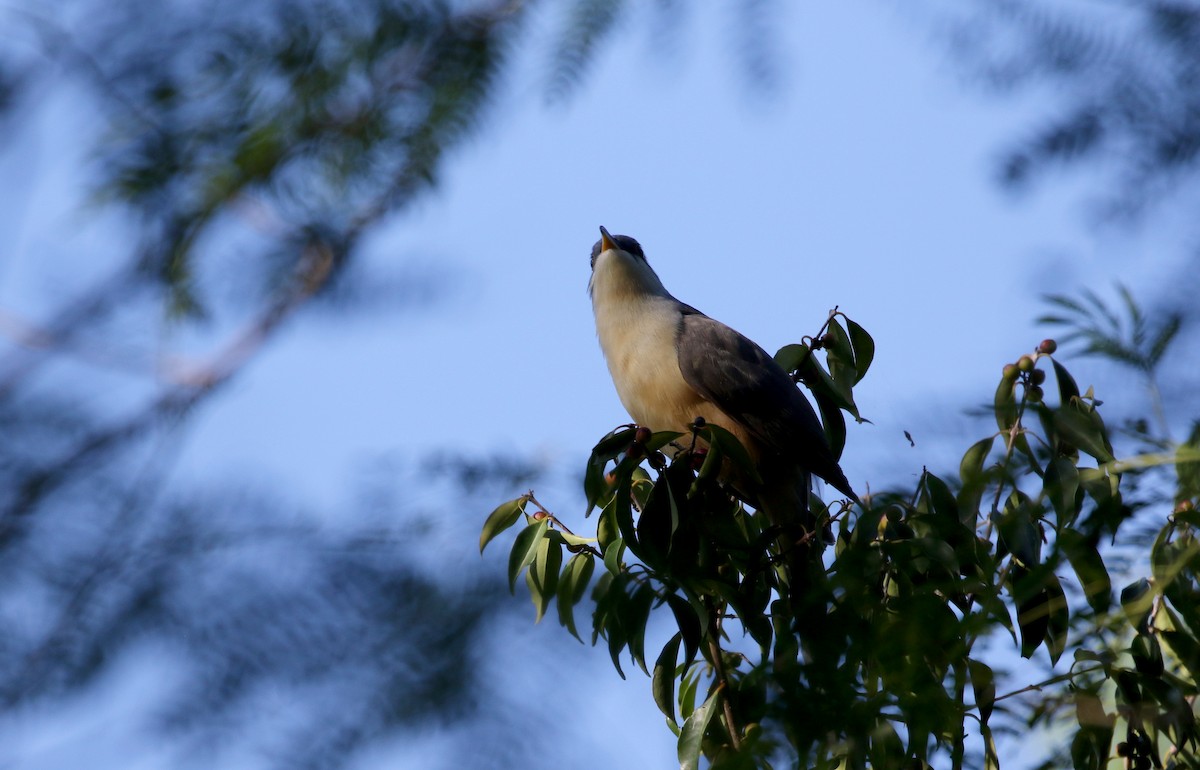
[588,226,856,529]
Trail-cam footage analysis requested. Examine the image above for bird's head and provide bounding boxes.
[589,226,667,299]
[590,226,645,270]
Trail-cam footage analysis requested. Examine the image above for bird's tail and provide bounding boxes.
[757,472,816,587]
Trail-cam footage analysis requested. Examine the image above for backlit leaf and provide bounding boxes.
[556,553,595,640]
[957,436,996,522]
[479,496,527,553]
[529,534,563,622]
[846,318,875,383]
[507,518,550,593]
[678,685,722,770]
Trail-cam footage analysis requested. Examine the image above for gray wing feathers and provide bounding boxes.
[675,310,855,498]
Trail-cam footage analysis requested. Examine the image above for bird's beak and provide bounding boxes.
[599,226,618,253]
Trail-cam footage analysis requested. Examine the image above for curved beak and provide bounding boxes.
[599,226,618,253]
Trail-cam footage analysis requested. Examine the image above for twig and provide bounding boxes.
[706,610,742,751]
[525,492,602,557]
[789,305,842,382]
[970,664,1106,710]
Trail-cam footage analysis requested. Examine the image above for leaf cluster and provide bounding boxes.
[484,295,1200,769]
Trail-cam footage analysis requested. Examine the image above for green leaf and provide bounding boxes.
[994,372,1018,434]
[1077,467,1124,538]
[825,318,858,394]
[593,572,629,679]
[815,385,848,461]
[652,633,683,724]
[666,593,703,668]
[1177,423,1200,501]
[480,496,527,553]
[996,492,1041,568]
[528,531,562,622]
[1053,402,1115,465]
[1131,632,1164,677]
[585,426,637,513]
[1120,578,1153,631]
[610,457,639,547]
[1070,723,1112,770]
[1058,529,1112,614]
[869,719,905,767]
[846,318,875,383]
[1152,525,1200,590]
[1154,603,1200,683]
[969,659,996,726]
[1018,588,1051,659]
[957,436,996,522]
[920,471,959,522]
[783,341,863,421]
[507,518,550,592]
[678,685,722,770]
[603,537,626,576]
[1051,359,1081,403]
[1044,573,1069,665]
[626,584,656,675]
[678,665,701,720]
[556,553,595,640]
[1043,457,1082,524]
[597,502,619,552]
[773,342,812,372]
[636,477,675,569]
[981,723,1000,770]
[703,424,762,486]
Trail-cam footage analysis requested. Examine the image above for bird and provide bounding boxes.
[588,225,856,539]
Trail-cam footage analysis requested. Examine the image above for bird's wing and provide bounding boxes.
[675,307,853,496]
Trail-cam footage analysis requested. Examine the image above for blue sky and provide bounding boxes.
[2,2,1189,768]
[174,1,1163,506]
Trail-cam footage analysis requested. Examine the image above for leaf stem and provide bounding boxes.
[706,609,742,752]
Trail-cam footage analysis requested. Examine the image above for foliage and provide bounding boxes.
[0,2,541,767]
[485,296,1200,769]
[933,0,1200,222]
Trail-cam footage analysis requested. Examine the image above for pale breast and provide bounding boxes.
[595,295,740,438]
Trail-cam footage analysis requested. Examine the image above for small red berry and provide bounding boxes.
[634,426,653,445]
[1037,339,1057,355]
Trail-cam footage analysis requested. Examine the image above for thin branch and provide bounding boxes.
[973,664,1106,709]
[0,237,341,538]
[705,608,742,751]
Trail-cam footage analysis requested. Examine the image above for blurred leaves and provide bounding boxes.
[0,2,556,768]
[1039,286,1183,374]
[0,456,540,770]
[939,1,1200,222]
